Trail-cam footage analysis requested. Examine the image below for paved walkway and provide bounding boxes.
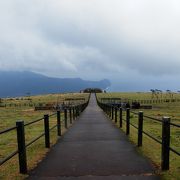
[28,94,159,180]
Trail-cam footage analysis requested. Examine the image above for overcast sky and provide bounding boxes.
[0,0,180,91]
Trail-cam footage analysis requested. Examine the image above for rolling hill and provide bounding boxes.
[0,71,111,97]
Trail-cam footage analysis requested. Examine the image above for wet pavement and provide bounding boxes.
[28,94,159,180]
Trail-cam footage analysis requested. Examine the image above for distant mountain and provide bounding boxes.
[0,71,111,97]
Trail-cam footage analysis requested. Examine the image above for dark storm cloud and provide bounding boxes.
[0,0,180,90]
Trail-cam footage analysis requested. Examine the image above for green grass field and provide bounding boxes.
[97,92,180,180]
[0,93,89,179]
[1,92,179,179]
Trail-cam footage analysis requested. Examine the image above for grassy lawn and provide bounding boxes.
[1,92,179,179]
[0,93,89,179]
[97,92,180,180]
[97,92,180,101]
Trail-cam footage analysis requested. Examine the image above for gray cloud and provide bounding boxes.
[0,0,180,90]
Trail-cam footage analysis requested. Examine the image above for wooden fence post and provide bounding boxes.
[72,107,75,120]
[161,117,170,170]
[16,121,27,174]
[138,111,143,147]
[69,108,72,124]
[64,109,68,129]
[112,106,114,120]
[76,106,80,117]
[44,114,50,148]
[57,111,61,136]
[109,105,111,117]
[105,104,108,114]
[119,107,122,128]
[126,108,130,135]
[115,107,117,123]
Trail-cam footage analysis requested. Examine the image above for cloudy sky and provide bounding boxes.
[0,0,180,91]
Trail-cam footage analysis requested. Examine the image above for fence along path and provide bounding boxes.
[28,94,159,179]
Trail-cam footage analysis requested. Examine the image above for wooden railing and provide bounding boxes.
[100,97,180,105]
[0,101,89,174]
[97,99,180,171]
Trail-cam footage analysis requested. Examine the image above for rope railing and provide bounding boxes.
[99,97,180,105]
[0,150,19,166]
[170,122,180,128]
[0,99,89,174]
[24,117,44,127]
[0,126,17,135]
[25,132,45,148]
[96,98,180,171]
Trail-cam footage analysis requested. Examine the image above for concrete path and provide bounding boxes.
[28,94,159,180]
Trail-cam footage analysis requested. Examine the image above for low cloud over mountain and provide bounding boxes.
[0,71,110,97]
